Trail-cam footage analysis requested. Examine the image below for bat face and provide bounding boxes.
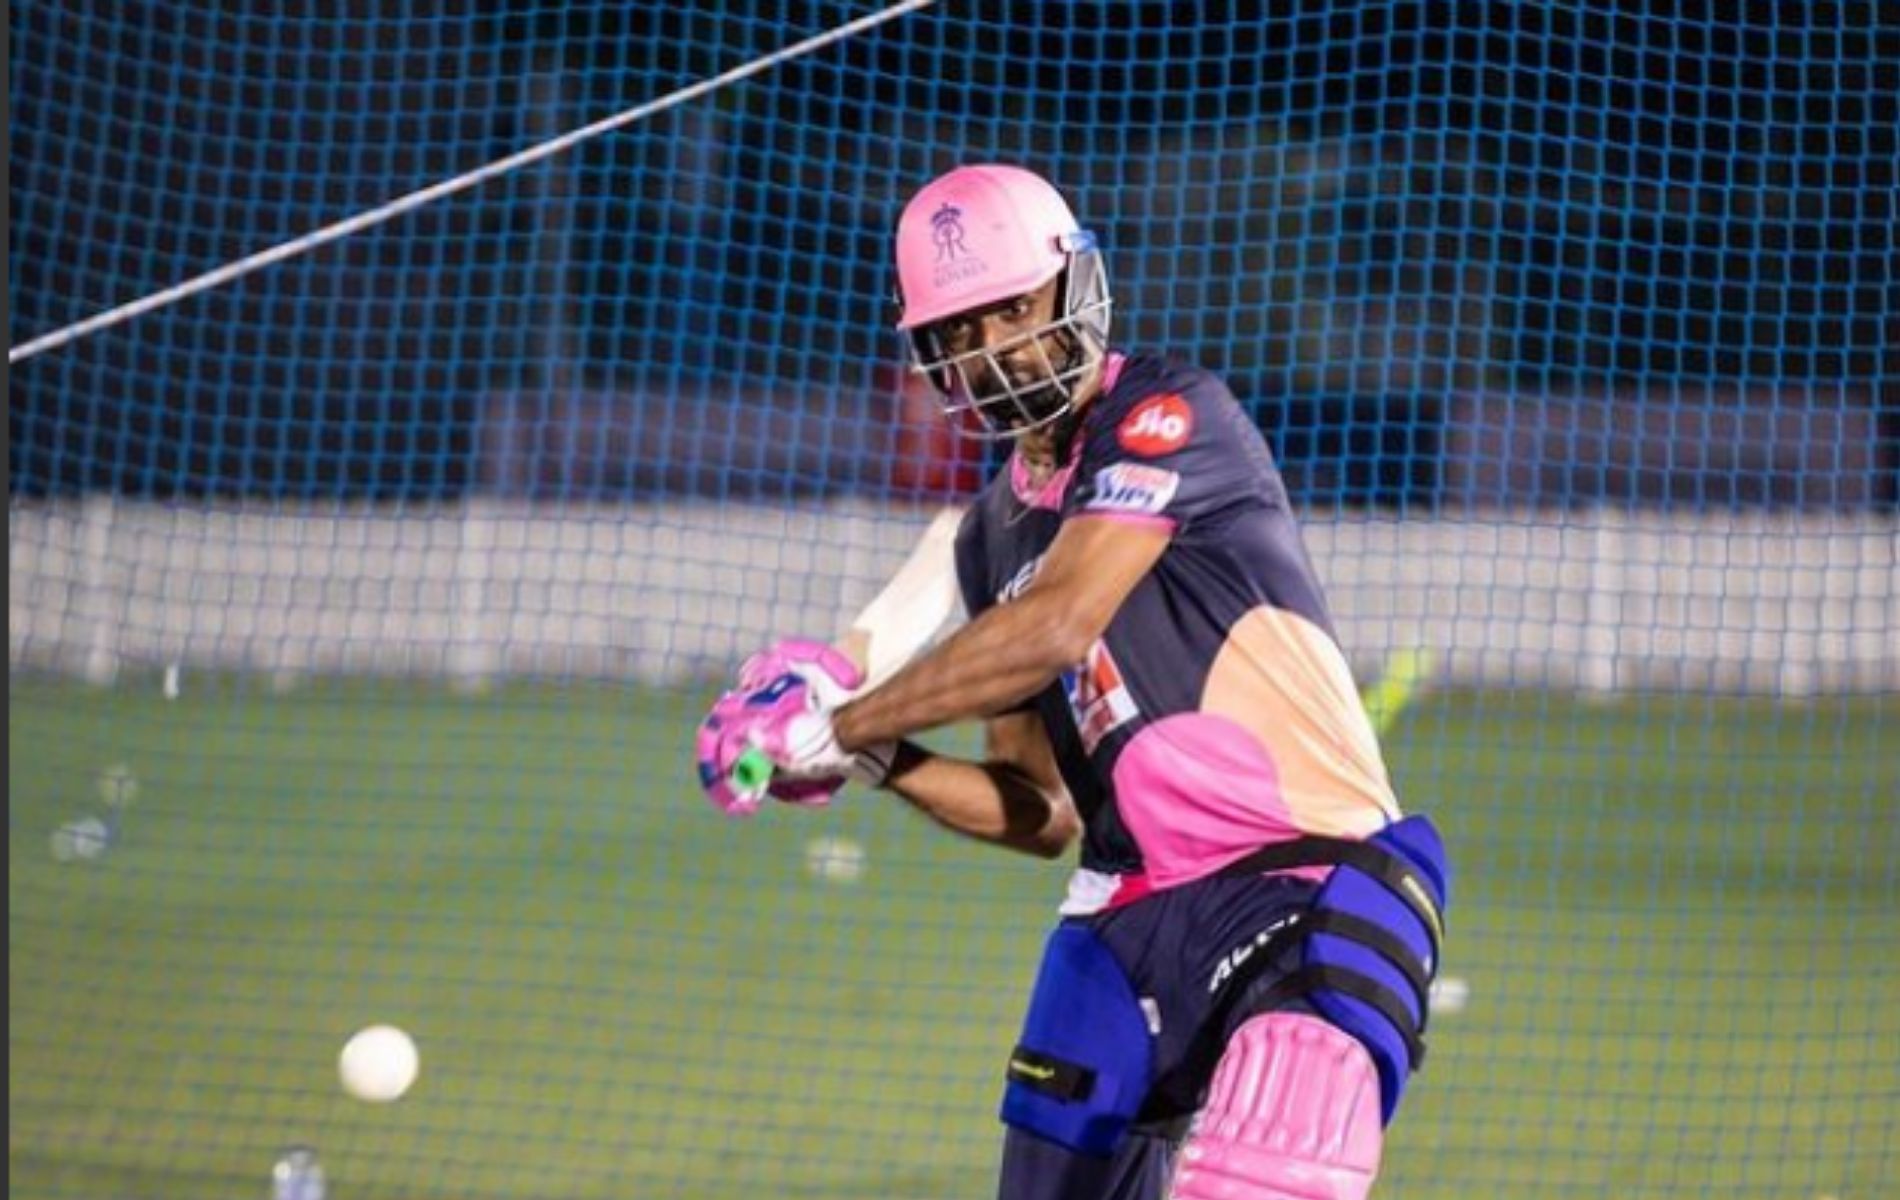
[844,507,966,692]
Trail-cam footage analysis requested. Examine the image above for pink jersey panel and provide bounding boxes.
[1111,712,1305,890]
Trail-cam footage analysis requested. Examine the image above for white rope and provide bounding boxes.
[10,0,940,364]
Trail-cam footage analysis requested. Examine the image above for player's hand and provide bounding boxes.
[743,680,894,789]
[701,642,856,814]
[736,638,893,801]
[695,672,893,815]
[697,687,778,816]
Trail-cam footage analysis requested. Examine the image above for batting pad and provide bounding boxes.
[1169,1012,1383,1200]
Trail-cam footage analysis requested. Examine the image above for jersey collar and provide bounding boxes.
[1006,352,1126,510]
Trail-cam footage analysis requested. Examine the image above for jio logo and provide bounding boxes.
[1117,394,1194,456]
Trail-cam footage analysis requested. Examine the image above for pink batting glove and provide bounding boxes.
[696,688,771,816]
[765,772,847,807]
[746,686,892,787]
[733,638,865,804]
[738,638,864,705]
[696,672,856,816]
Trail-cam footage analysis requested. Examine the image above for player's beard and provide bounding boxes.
[976,326,1087,438]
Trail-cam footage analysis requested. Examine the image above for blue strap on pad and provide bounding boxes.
[998,923,1155,1157]
[1305,814,1451,1123]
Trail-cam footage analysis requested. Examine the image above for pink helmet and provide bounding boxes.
[892,164,1113,438]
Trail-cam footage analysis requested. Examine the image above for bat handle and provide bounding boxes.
[732,747,774,799]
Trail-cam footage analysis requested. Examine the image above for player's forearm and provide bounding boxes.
[833,592,1086,749]
[880,741,1079,859]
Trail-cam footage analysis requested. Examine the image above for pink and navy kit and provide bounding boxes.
[956,351,1404,915]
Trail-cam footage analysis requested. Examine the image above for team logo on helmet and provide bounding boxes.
[931,203,970,261]
[928,202,988,288]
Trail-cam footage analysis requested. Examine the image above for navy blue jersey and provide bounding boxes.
[955,353,1400,913]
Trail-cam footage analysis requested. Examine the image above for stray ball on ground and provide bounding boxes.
[50,817,111,863]
[97,763,140,808]
[804,835,866,884]
[339,1024,420,1103]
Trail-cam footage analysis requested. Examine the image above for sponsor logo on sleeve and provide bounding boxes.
[1116,393,1194,456]
[1084,463,1180,517]
[1062,641,1139,753]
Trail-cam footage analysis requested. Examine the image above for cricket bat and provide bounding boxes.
[833,505,966,694]
[729,506,965,798]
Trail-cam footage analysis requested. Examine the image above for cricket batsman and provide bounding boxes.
[698,163,1450,1200]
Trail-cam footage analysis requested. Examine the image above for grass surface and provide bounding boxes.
[10,676,1896,1199]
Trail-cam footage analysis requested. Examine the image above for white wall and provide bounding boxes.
[10,499,1897,695]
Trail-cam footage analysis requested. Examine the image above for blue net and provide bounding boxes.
[9,4,1896,1198]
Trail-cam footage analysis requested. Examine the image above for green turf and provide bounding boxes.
[9,676,1896,1199]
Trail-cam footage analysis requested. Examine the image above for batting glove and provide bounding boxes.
[695,672,894,816]
[737,638,894,800]
[738,638,862,704]
[696,687,776,816]
[746,686,895,790]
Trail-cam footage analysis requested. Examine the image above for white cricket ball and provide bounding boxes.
[50,817,111,863]
[338,1024,420,1103]
[804,835,866,884]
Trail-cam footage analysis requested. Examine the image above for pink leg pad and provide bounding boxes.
[1167,1013,1384,1200]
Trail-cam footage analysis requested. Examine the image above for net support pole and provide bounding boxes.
[1584,504,1624,697]
[7,0,940,365]
[452,497,500,695]
[78,495,123,686]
